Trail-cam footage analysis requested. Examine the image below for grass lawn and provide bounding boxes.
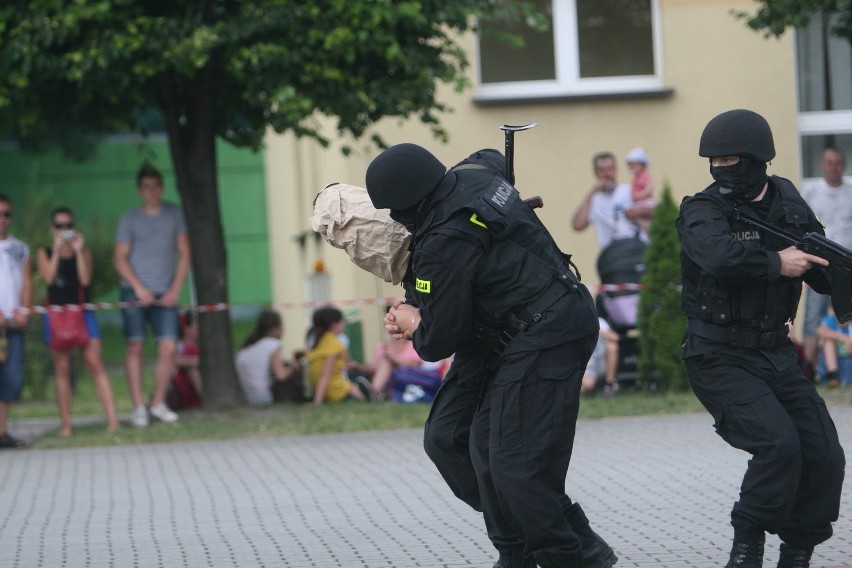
[23,386,851,450]
[15,321,852,450]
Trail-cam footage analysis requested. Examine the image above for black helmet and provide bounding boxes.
[698,109,776,162]
[366,143,447,210]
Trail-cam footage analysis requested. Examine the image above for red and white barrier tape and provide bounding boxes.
[597,283,643,292]
[0,296,402,319]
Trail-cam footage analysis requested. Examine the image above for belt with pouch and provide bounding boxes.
[687,319,789,350]
[472,271,580,352]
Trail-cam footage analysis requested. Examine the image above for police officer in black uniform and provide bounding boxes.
[366,144,616,568]
[677,109,845,568]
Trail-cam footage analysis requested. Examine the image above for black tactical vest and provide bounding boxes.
[680,176,811,329]
[412,168,579,333]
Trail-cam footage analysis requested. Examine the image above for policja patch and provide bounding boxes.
[415,278,431,293]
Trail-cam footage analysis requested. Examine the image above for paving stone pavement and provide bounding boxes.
[0,405,850,568]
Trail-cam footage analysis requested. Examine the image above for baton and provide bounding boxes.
[499,122,537,186]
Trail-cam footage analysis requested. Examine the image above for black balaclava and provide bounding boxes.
[710,157,768,203]
[389,205,420,232]
[389,172,456,233]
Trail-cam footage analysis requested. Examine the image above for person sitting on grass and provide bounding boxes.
[815,310,852,388]
[236,310,301,406]
[166,311,202,410]
[305,307,372,404]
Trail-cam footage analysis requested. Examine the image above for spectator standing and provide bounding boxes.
[0,194,31,448]
[800,147,852,375]
[571,151,655,249]
[235,310,301,405]
[38,207,120,436]
[114,163,191,427]
[816,312,852,388]
[305,307,369,404]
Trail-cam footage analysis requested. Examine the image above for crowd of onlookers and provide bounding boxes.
[571,148,658,397]
[571,145,852,396]
[0,146,848,447]
[0,163,190,447]
[0,161,454,449]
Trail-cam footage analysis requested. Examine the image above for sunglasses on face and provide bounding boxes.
[53,222,74,229]
[0,211,12,219]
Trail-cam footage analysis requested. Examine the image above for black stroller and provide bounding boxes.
[595,237,649,388]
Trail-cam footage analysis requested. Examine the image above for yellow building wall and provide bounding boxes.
[265,0,802,359]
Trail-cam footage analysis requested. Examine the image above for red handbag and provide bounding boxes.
[47,289,89,351]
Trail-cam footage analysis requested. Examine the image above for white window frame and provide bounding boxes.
[794,21,852,182]
[475,0,664,102]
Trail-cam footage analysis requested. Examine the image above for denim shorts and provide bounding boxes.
[120,287,179,343]
[42,310,102,345]
[0,328,25,402]
[803,287,831,336]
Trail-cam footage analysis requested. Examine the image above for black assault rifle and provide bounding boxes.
[500,122,542,210]
[735,208,852,324]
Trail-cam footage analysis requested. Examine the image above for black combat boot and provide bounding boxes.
[776,542,813,568]
[493,548,536,568]
[564,503,618,568]
[725,529,765,567]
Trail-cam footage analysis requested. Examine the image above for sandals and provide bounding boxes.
[0,433,26,449]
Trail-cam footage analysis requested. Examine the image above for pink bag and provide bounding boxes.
[47,290,89,351]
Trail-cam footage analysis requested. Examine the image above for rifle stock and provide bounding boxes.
[523,195,544,209]
[735,209,852,324]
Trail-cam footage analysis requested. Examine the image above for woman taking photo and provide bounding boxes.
[37,207,119,436]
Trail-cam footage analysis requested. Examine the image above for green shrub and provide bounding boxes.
[638,183,688,391]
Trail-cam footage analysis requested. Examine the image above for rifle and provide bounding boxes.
[735,208,852,324]
[500,122,537,186]
[500,122,541,209]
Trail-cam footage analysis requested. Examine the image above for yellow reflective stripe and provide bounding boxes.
[470,213,487,228]
[415,278,431,293]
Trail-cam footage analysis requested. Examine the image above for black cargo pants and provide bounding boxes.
[468,335,596,568]
[424,352,593,561]
[684,333,845,549]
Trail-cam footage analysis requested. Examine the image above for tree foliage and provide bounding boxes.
[734,0,852,43]
[0,0,539,156]
[0,0,538,408]
[637,184,687,392]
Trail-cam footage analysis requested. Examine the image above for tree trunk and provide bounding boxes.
[157,62,244,409]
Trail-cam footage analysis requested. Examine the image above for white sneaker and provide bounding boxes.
[149,402,179,423]
[131,405,149,427]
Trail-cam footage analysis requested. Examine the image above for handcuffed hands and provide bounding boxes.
[385,303,421,341]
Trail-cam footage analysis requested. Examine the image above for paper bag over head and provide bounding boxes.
[311,183,411,285]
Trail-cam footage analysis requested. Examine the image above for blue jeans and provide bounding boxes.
[120,287,179,343]
[803,287,830,337]
[817,353,852,386]
[0,328,25,402]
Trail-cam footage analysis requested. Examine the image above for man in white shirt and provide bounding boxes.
[571,152,655,250]
[800,147,852,374]
[0,194,31,448]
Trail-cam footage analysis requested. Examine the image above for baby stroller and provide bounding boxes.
[596,237,649,388]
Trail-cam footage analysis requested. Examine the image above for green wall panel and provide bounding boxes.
[0,136,271,307]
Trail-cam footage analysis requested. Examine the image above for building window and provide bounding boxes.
[477,0,662,101]
[796,14,852,178]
